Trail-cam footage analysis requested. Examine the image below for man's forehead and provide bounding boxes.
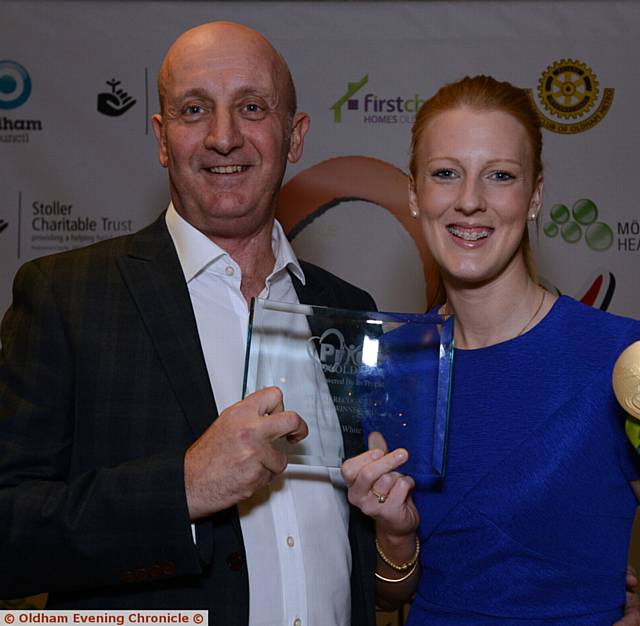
[164,42,281,98]
[166,66,280,104]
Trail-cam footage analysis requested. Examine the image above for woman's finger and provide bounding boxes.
[341,448,384,486]
[368,431,389,454]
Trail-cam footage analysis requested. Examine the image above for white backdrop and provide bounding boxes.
[2,1,640,318]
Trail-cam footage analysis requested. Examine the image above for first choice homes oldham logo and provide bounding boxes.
[527,59,613,134]
[331,74,426,125]
[0,60,43,144]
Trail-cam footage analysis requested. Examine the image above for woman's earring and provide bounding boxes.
[528,201,541,221]
[410,209,419,218]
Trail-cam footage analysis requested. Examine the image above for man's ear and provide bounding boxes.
[287,112,311,164]
[151,114,169,168]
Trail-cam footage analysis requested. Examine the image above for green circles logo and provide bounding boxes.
[586,222,615,251]
[543,198,613,251]
[573,198,597,224]
[550,203,570,224]
[562,219,581,244]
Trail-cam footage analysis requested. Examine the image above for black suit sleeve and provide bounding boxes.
[0,259,201,599]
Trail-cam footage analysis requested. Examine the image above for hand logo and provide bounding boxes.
[97,79,136,117]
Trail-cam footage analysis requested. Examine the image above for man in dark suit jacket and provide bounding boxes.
[0,21,375,624]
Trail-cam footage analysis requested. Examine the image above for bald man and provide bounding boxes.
[0,22,376,624]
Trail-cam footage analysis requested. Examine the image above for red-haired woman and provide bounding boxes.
[342,75,640,624]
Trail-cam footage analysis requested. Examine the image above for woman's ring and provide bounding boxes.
[371,490,387,504]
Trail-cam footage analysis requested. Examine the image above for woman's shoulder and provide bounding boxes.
[554,294,640,326]
[550,295,640,356]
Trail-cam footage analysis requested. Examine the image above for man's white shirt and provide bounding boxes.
[166,205,351,626]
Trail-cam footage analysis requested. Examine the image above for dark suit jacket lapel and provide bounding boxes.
[117,215,218,438]
[290,270,331,307]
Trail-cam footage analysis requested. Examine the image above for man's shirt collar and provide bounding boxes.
[165,203,305,286]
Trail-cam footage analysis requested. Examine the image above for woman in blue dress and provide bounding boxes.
[341,75,640,624]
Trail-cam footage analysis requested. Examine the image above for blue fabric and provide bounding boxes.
[396,296,640,624]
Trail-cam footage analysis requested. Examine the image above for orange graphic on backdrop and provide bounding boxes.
[277,155,439,304]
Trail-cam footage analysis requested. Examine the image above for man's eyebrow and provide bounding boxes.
[233,86,277,104]
[171,86,276,104]
[172,87,210,102]
[233,85,280,109]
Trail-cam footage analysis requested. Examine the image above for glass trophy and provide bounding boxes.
[243,298,454,481]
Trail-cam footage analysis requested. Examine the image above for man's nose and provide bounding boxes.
[203,109,243,154]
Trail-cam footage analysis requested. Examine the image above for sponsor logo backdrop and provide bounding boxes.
[2,1,640,318]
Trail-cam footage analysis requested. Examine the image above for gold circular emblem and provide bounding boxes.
[538,59,600,120]
[613,341,640,421]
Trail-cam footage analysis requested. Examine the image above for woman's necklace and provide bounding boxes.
[516,289,546,337]
[441,288,547,338]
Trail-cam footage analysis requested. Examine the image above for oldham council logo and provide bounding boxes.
[528,59,613,134]
[0,60,32,110]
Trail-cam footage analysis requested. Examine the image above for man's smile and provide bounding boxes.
[205,165,249,174]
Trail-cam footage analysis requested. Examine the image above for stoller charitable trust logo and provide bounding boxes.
[527,58,613,134]
[28,198,134,254]
[330,74,426,125]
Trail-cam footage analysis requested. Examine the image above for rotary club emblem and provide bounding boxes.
[528,58,614,134]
